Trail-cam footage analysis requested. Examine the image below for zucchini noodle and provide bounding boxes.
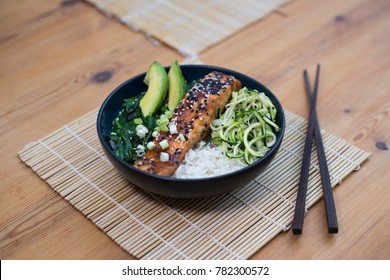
[211,87,280,165]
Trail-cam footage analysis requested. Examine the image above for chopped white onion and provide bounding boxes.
[135,124,145,132]
[160,152,169,162]
[136,130,146,138]
[147,142,156,150]
[136,144,145,151]
[159,139,169,150]
[169,122,178,134]
[136,124,148,138]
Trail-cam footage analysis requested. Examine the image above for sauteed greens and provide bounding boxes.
[109,94,157,162]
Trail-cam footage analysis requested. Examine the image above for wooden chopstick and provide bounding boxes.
[292,64,338,234]
[292,65,320,234]
[307,71,339,234]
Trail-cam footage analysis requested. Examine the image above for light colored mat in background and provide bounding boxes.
[18,110,369,260]
[84,0,290,57]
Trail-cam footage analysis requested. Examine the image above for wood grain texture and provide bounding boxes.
[1,0,389,259]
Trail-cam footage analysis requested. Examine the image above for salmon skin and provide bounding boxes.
[134,71,242,177]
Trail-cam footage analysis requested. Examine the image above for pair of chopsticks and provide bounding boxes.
[292,64,338,234]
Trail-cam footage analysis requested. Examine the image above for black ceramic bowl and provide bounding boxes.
[97,64,285,198]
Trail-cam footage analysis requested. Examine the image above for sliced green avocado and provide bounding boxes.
[167,60,187,112]
[139,61,168,116]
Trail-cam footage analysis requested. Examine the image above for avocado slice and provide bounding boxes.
[139,61,168,116]
[167,60,187,112]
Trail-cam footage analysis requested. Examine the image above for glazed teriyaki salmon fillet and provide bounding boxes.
[134,71,242,176]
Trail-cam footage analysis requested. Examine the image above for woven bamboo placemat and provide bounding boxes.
[84,0,290,56]
[18,109,369,259]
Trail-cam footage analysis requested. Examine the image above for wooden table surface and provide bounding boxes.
[1,0,389,260]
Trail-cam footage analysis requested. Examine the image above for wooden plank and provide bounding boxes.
[1,0,389,259]
[0,0,180,260]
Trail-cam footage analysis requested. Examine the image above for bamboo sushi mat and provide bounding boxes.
[83,0,290,56]
[18,110,370,260]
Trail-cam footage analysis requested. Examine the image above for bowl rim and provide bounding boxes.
[97,64,285,182]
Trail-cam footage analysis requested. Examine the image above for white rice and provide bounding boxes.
[173,141,244,179]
